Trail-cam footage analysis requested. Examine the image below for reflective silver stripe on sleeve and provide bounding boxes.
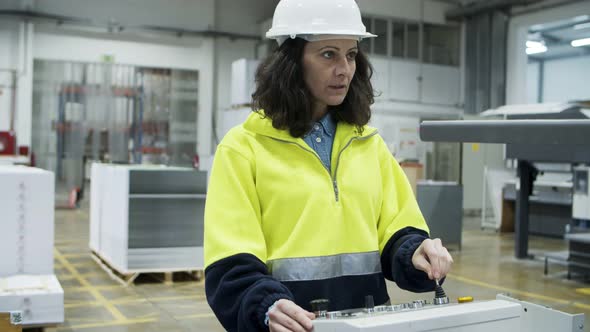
[267,251,382,282]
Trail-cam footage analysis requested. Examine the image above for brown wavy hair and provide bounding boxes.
[251,37,375,137]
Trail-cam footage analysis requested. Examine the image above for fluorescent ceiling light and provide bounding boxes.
[526,40,544,48]
[574,22,590,30]
[571,38,590,47]
[526,45,547,55]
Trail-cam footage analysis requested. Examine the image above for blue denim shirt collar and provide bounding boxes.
[314,111,337,138]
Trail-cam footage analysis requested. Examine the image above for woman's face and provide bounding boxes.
[302,39,358,110]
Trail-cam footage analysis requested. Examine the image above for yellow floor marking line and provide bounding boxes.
[449,273,590,310]
[67,318,158,329]
[61,253,91,258]
[64,301,101,309]
[574,302,590,311]
[54,248,127,321]
[146,294,206,302]
[57,273,104,281]
[129,312,160,320]
[64,298,148,309]
[448,273,570,304]
[65,285,125,292]
[64,285,121,293]
[576,288,590,296]
[175,313,217,320]
[64,294,207,309]
[69,262,99,268]
[61,317,108,323]
[55,262,96,269]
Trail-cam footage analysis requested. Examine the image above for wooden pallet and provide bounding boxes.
[90,250,204,286]
[0,312,22,332]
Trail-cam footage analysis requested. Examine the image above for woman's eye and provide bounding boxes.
[347,52,357,61]
[322,51,334,59]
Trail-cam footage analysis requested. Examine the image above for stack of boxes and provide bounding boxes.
[90,163,207,274]
[0,166,64,326]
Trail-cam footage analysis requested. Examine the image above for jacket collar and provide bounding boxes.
[243,110,377,143]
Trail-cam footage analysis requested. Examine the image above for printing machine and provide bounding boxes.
[573,165,590,227]
[419,102,590,259]
[311,286,584,331]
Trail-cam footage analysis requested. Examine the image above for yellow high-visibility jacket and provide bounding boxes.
[204,111,431,332]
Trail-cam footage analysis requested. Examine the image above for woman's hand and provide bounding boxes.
[412,238,453,280]
[268,299,315,332]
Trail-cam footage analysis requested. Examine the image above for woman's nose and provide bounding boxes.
[334,56,352,77]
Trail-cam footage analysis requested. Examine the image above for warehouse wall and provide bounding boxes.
[1,0,457,156]
[0,19,33,147]
[33,32,215,158]
[0,0,274,155]
[506,0,590,104]
[0,20,19,132]
[460,114,505,213]
[526,61,540,103]
[542,56,590,102]
[527,56,590,104]
[0,0,22,131]
[34,0,216,32]
[358,0,455,24]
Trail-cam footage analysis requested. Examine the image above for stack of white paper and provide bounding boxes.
[0,166,64,326]
[0,166,54,276]
[90,163,207,273]
[0,275,64,325]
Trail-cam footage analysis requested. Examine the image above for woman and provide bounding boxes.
[204,1,453,331]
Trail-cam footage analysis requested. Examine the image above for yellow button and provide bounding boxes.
[458,296,473,303]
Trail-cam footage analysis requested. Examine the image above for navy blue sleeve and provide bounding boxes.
[380,226,438,293]
[205,253,294,332]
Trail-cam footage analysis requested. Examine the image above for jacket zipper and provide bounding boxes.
[271,131,378,202]
[332,131,378,201]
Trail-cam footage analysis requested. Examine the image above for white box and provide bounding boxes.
[90,163,207,273]
[0,166,54,277]
[0,274,64,325]
[231,58,260,106]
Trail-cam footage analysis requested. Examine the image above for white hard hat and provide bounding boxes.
[266,0,377,46]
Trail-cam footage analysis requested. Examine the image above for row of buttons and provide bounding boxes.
[373,300,427,313]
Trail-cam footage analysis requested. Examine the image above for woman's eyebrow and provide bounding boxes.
[318,46,340,51]
[317,46,358,52]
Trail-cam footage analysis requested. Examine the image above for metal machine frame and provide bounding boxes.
[312,294,584,332]
[420,119,590,258]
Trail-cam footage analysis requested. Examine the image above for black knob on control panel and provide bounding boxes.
[310,299,330,317]
[365,295,375,311]
[433,284,450,305]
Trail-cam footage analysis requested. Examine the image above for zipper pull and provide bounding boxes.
[333,180,339,201]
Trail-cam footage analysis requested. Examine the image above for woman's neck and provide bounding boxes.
[312,102,328,122]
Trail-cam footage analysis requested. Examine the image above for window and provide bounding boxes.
[360,16,460,65]
[392,22,405,58]
[373,19,389,56]
[407,23,419,60]
[423,24,460,66]
[360,16,372,54]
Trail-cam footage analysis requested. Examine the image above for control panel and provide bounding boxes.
[312,299,522,331]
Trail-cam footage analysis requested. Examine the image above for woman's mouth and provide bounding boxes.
[329,85,347,91]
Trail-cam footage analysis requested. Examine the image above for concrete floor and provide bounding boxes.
[45,202,590,332]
